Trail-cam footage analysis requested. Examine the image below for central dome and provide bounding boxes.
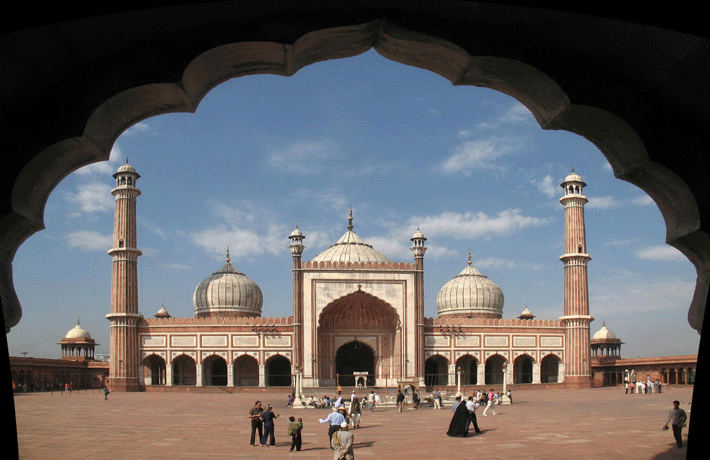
[436,253,504,318]
[193,250,263,318]
[311,209,390,264]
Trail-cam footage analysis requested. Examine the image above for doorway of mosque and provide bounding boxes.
[335,341,375,387]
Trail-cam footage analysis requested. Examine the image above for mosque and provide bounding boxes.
[106,162,601,392]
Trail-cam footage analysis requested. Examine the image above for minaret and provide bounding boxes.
[410,226,427,387]
[559,169,594,388]
[288,225,306,388]
[106,160,142,392]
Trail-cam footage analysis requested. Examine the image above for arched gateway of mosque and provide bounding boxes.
[317,289,401,387]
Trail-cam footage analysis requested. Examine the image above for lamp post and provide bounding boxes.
[500,362,511,404]
[293,365,303,406]
[456,366,462,396]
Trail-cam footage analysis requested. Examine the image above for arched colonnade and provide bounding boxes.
[141,352,293,387]
[424,352,563,388]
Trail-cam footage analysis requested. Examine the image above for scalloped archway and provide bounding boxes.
[2,18,707,340]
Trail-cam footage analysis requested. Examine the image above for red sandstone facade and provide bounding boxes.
[102,164,693,392]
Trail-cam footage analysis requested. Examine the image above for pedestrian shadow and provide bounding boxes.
[354,441,375,448]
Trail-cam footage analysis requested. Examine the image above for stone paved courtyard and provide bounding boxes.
[15,386,693,459]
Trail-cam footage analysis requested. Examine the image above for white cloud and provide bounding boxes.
[606,237,642,247]
[63,181,114,215]
[475,256,546,271]
[66,230,112,251]
[631,195,654,206]
[635,245,687,262]
[190,200,289,261]
[411,209,553,240]
[438,135,523,176]
[292,188,348,211]
[587,195,622,210]
[161,263,192,271]
[266,139,341,175]
[532,174,557,198]
[498,103,534,124]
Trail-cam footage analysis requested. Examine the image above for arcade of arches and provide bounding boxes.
[139,353,292,388]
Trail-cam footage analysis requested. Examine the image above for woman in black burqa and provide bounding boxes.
[447,399,478,437]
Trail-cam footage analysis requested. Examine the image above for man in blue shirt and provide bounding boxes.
[319,407,346,449]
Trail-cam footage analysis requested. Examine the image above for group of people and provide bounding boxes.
[626,380,663,394]
[446,388,505,437]
[396,388,423,411]
[248,397,358,458]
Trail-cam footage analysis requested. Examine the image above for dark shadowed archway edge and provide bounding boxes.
[2,3,708,457]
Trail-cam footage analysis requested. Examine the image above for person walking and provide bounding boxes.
[103,385,110,400]
[332,421,355,460]
[433,388,442,409]
[663,400,688,448]
[259,404,279,447]
[465,396,482,435]
[396,389,405,412]
[413,389,421,410]
[248,400,264,446]
[367,391,376,412]
[349,396,362,428]
[482,389,497,416]
[287,416,303,452]
[320,406,346,449]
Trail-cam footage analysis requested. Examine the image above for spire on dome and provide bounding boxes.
[347,207,354,231]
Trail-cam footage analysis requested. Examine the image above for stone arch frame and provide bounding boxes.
[3,17,708,345]
[3,9,709,456]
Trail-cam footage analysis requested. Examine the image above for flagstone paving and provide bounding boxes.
[14,386,693,459]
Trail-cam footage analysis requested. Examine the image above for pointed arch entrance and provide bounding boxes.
[202,355,227,386]
[336,341,376,387]
[318,289,400,386]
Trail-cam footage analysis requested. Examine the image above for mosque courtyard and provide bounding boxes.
[15,386,692,459]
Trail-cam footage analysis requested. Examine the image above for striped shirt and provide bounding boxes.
[666,407,687,426]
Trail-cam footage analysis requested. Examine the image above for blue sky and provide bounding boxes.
[7,49,700,360]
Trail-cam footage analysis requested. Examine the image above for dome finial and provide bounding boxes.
[468,250,472,265]
[347,207,354,231]
[226,246,230,263]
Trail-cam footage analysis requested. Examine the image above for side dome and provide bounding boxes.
[436,253,504,319]
[592,322,618,340]
[65,320,92,339]
[193,250,263,318]
[311,209,391,264]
